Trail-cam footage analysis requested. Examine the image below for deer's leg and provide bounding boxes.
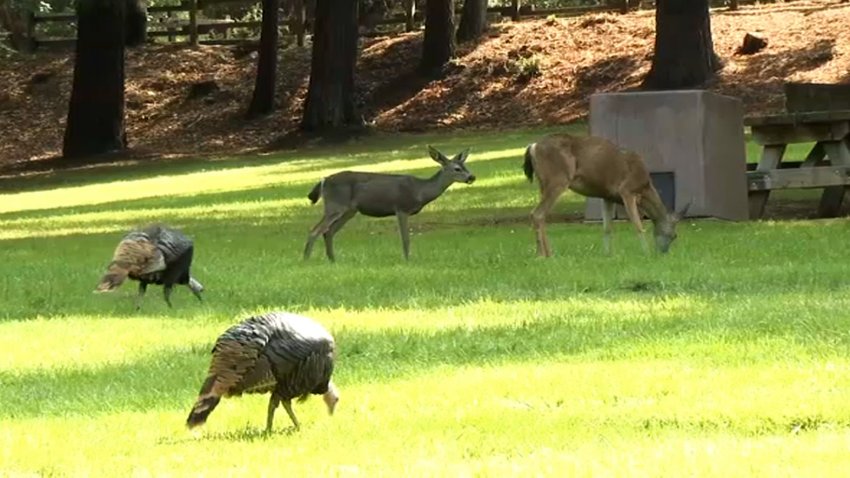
[304,210,346,260]
[622,193,650,254]
[396,212,411,260]
[601,199,616,256]
[531,182,567,257]
[323,210,357,262]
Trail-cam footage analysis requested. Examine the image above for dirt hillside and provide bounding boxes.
[0,0,848,169]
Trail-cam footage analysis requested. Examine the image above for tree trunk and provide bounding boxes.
[248,0,280,117]
[420,0,455,75]
[63,0,127,159]
[456,0,487,43]
[642,0,720,90]
[301,0,361,132]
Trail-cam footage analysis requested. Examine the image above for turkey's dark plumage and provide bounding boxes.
[95,223,204,309]
[186,312,339,432]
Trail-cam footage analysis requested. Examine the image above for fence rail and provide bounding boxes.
[21,1,629,51]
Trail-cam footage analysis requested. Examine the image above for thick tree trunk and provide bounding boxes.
[642,0,720,90]
[420,0,455,75]
[456,0,487,43]
[248,0,280,117]
[63,0,127,159]
[301,0,360,132]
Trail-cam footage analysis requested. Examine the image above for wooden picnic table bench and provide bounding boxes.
[745,92,850,219]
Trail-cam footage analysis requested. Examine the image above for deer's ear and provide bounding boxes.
[427,145,447,165]
[673,199,692,222]
[454,148,471,164]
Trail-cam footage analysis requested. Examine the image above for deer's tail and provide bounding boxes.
[307,178,324,204]
[523,144,535,182]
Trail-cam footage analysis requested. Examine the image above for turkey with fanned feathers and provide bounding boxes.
[186,312,339,432]
[95,224,204,309]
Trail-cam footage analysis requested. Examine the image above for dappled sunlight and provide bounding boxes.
[0,144,528,218]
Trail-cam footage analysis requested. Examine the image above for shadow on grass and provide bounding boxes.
[0,309,742,420]
[158,426,297,445]
[0,127,559,196]
[0,143,535,221]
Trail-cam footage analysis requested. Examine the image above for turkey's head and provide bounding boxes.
[95,266,128,293]
[323,381,340,416]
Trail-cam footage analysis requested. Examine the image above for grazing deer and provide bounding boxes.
[523,133,690,257]
[304,146,476,261]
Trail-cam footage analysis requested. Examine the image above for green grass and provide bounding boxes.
[1,126,848,477]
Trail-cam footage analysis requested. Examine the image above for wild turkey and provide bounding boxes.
[186,311,339,432]
[95,224,204,309]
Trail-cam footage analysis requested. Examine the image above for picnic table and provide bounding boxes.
[745,109,850,219]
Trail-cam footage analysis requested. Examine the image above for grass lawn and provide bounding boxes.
[1,126,849,476]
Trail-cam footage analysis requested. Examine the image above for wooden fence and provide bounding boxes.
[21,0,627,51]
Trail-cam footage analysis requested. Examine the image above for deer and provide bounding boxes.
[522,133,691,257]
[303,146,476,261]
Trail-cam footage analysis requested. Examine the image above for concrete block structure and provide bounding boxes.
[585,90,748,221]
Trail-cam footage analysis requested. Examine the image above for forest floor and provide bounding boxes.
[0,0,848,169]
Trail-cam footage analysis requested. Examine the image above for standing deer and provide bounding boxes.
[523,133,690,257]
[304,146,476,261]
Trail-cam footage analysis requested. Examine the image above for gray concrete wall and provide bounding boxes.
[586,90,748,221]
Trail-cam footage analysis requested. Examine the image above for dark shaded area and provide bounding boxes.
[717,39,837,115]
[574,55,638,89]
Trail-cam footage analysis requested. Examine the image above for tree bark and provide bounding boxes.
[456,0,487,43]
[420,0,455,75]
[642,0,721,90]
[301,0,361,132]
[63,0,127,159]
[248,0,280,117]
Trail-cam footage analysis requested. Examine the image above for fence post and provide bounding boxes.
[188,0,199,46]
[167,10,176,42]
[404,0,415,31]
[510,0,520,21]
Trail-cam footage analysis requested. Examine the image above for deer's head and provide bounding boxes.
[428,146,476,184]
[654,201,691,253]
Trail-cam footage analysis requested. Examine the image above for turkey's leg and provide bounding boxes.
[135,282,148,310]
[163,284,174,308]
[282,399,300,430]
[266,393,280,432]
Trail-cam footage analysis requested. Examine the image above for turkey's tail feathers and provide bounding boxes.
[96,236,163,292]
[186,375,222,429]
[307,179,324,204]
[523,144,536,183]
[188,277,204,301]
